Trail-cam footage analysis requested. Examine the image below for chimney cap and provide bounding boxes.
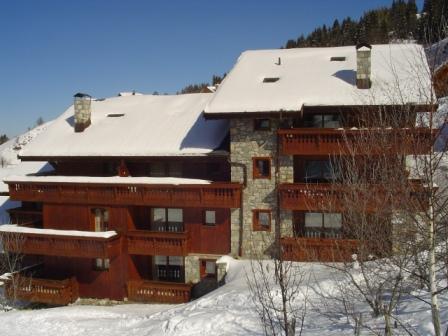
[74,92,91,98]
[356,42,372,50]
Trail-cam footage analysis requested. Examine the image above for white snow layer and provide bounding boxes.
[205,44,433,114]
[3,175,211,185]
[21,93,229,158]
[0,225,117,238]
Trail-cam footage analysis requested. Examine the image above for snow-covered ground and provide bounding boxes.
[0,258,447,336]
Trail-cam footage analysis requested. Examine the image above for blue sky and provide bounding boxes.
[0,0,424,137]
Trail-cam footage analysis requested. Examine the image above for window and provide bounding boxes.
[155,255,184,282]
[200,259,217,279]
[150,162,165,177]
[303,114,341,128]
[304,212,342,238]
[253,157,271,179]
[254,118,271,131]
[168,162,182,177]
[151,208,183,232]
[304,160,338,183]
[253,209,271,231]
[93,208,110,270]
[204,210,216,226]
[150,162,183,177]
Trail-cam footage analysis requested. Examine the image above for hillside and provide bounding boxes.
[0,123,52,223]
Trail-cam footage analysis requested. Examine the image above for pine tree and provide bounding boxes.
[0,134,9,145]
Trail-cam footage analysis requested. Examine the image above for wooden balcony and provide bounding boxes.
[5,275,79,305]
[127,230,189,256]
[281,237,358,262]
[7,181,242,208]
[127,280,192,303]
[278,128,433,156]
[279,183,341,211]
[0,229,122,259]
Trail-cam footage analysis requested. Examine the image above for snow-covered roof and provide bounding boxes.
[21,93,228,158]
[205,44,432,115]
[3,175,211,185]
[0,224,117,239]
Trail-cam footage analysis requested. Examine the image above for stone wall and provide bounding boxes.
[229,118,293,258]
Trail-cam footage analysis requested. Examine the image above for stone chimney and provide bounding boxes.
[74,93,92,132]
[356,43,372,89]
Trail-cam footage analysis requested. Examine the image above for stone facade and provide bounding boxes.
[229,118,293,258]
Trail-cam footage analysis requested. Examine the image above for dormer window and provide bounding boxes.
[263,77,280,83]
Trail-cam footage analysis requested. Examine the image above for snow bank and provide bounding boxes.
[3,175,212,185]
[0,225,117,239]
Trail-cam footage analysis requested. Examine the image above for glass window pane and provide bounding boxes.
[205,210,216,225]
[168,208,183,222]
[305,213,323,228]
[258,212,270,227]
[205,261,216,274]
[168,256,184,266]
[150,162,165,177]
[312,115,323,128]
[324,213,342,229]
[255,159,270,177]
[153,208,166,223]
[323,114,341,128]
[155,256,167,265]
[169,162,182,177]
[305,161,323,181]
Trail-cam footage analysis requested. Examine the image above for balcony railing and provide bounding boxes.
[127,230,189,256]
[5,275,79,305]
[127,280,192,303]
[278,128,434,156]
[279,183,342,211]
[7,181,242,208]
[281,237,358,262]
[0,229,122,259]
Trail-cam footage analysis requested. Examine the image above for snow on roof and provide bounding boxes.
[205,44,432,115]
[0,162,52,192]
[22,93,228,158]
[3,175,211,185]
[0,224,117,239]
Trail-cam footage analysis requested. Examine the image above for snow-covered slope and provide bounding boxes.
[0,123,52,223]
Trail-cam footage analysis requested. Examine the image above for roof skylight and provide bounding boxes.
[330,56,346,61]
[263,77,280,83]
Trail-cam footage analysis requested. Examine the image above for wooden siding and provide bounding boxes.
[8,182,242,208]
[127,231,189,256]
[278,128,433,156]
[5,275,79,305]
[281,237,358,262]
[127,280,192,303]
